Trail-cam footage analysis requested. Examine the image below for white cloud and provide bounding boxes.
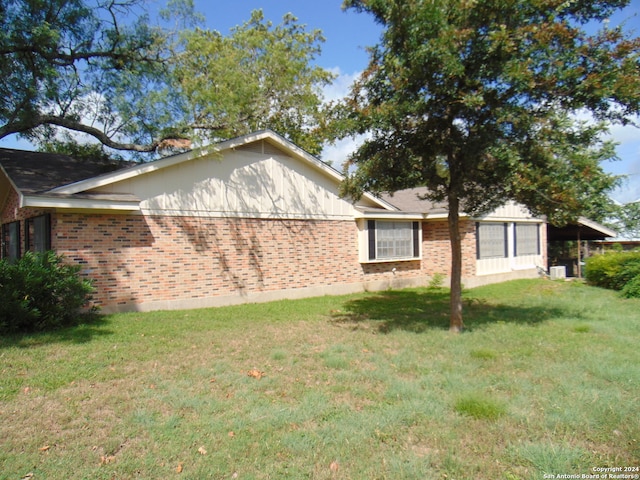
[319,67,368,168]
[321,135,369,169]
[605,117,640,145]
[321,67,361,103]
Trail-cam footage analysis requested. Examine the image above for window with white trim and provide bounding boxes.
[367,220,420,261]
[514,223,539,256]
[476,222,508,259]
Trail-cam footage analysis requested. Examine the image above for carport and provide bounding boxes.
[547,217,617,277]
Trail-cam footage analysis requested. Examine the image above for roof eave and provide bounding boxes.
[22,194,141,211]
[578,216,617,238]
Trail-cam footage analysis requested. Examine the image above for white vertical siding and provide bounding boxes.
[93,149,357,220]
[478,202,535,221]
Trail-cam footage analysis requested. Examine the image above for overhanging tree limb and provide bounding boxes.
[1,2,333,158]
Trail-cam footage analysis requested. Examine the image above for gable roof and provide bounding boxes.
[49,130,347,195]
[0,130,397,213]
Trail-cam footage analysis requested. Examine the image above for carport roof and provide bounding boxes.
[547,217,617,241]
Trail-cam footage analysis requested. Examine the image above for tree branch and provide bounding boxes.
[0,116,160,153]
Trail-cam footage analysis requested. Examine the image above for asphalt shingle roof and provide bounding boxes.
[380,187,448,214]
[0,148,132,194]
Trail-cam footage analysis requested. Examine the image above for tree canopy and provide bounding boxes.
[0,0,165,152]
[334,0,640,331]
[612,200,640,239]
[166,10,334,156]
[0,1,334,157]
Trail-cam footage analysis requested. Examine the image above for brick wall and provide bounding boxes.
[53,213,464,310]
[0,188,20,224]
[0,186,490,308]
[3,196,481,310]
[421,220,477,277]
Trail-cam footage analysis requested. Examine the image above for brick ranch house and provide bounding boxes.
[1,130,547,313]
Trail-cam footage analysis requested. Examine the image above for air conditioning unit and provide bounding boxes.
[549,266,566,280]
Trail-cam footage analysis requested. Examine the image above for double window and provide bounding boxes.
[367,220,420,261]
[1,214,51,261]
[476,222,540,259]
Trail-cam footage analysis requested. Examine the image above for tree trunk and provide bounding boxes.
[448,193,464,333]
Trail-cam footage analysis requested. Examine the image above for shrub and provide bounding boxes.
[0,251,95,333]
[584,251,640,298]
[621,274,640,299]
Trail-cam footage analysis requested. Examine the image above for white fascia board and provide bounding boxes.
[578,216,617,238]
[22,194,140,211]
[361,194,400,211]
[48,150,204,195]
[422,213,451,220]
[354,210,426,221]
[48,131,323,195]
[474,216,543,223]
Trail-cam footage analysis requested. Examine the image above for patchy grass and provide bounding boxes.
[0,279,639,479]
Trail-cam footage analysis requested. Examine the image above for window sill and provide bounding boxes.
[360,257,421,264]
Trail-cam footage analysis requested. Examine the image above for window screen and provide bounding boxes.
[26,214,51,253]
[515,223,539,256]
[476,223,507,259]
[368,221,420,261]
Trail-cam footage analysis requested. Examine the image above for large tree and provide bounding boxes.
[0,0,167,152]
[162,10,334,156]
[1,1,333,157]
[334,0,640,331]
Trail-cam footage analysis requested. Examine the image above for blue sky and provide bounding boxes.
[2,0,638,202]
[187,1,380,73]
[194,0,640,203]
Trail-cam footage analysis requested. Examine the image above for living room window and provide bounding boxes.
[367,220,420,261]
[476,222,508,259]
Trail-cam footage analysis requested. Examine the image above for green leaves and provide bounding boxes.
[0,0,166,152]
[335,0,638,328]
[0,251,95,333]
[168,10,334,155]
[1,3,333,157]
[337,0,637,216]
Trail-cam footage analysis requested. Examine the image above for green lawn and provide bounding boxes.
[1,279,638,479]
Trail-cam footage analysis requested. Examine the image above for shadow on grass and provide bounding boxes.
[331,288,571,333]
[0,313,114,349]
